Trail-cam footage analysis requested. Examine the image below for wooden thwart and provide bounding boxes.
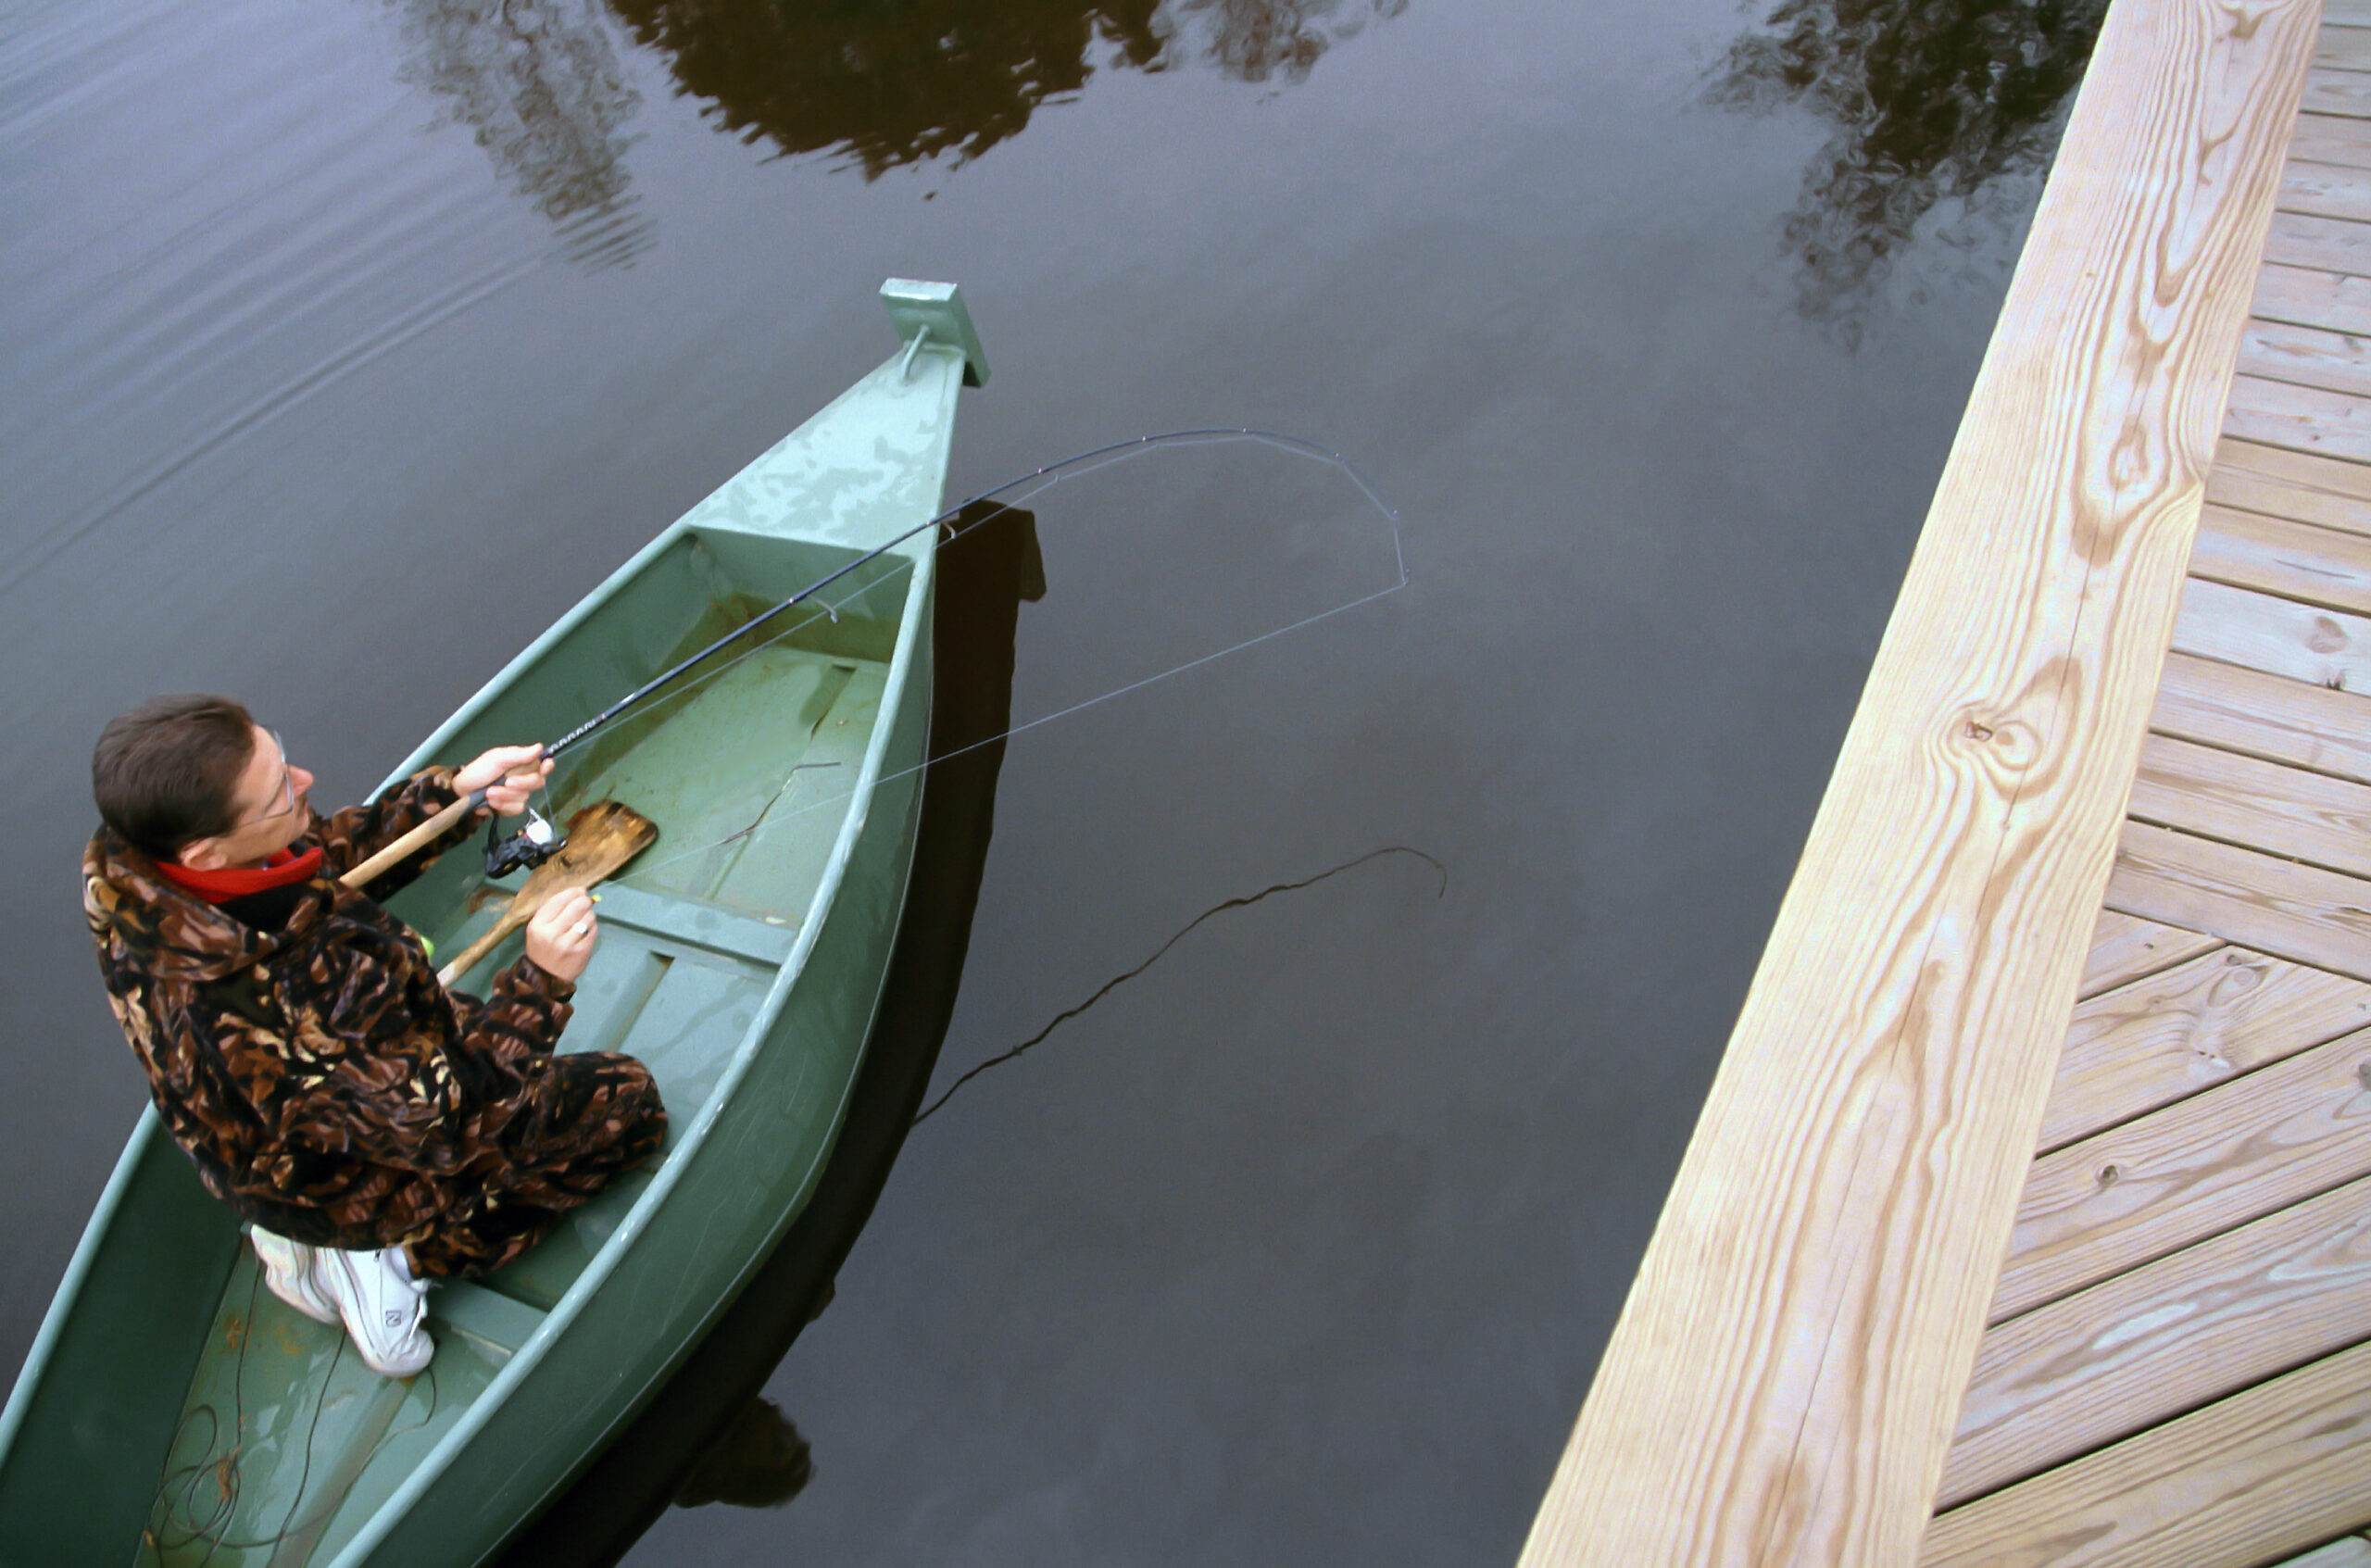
[1923,1339,2371,1568]
[1515,2,2323,1562]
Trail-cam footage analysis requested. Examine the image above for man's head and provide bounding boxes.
[93,695,315,868]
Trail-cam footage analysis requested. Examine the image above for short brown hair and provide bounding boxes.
[93,695,258,860]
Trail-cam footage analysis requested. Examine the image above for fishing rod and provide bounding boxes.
[345,427,1396,888]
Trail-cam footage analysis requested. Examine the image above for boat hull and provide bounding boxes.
[0,282,985,1568]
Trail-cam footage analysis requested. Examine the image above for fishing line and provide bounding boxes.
[538,427,1409,893]
[539,426,1403,764]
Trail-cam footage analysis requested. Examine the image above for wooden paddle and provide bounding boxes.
[433,800,658,987]
[340,794,482,890]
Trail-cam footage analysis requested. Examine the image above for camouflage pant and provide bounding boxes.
[403,1049,669,1279]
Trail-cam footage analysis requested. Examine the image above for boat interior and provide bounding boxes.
[121,525,918,1565]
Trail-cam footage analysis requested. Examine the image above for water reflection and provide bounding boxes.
[1708,0,2105,342]
[384,0,656,266]
[610,0,1403,177]
[672,1400,814,1511]
[387,0,1405,255]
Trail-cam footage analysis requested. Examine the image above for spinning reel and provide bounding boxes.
[484,806,564,877]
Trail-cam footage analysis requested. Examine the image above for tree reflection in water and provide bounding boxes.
[383,0,1405,259]
[608,0,1405,177]
[385,0,656,268]
[1707,0,2107,344]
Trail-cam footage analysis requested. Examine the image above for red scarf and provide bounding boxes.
[157,847,325,904]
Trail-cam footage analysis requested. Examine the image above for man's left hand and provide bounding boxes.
[454,745,551,816]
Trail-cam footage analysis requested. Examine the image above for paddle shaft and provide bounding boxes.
[435,901,530,987]
[337,789,485,890]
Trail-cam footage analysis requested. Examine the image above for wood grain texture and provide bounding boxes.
[2263,207,2371,272]
[1940,1176,2371,1506]
[2150,651,2371,782]
[2317,25,2371,70]
[2108,819,2371,979]
[2252,260,2371,334]
[2281,159,2371,220]
[1515,3,2321,1563]
[2080,909,2224,997]
[2191,503,2371,608]
[1922,1338,2371,1568]
[2128,730,2371,874]
[2226,370,2371,455]
[2304,65,2371,116]
[2238,319,2371,398]
[2042,942,2371,1151]
[1994,1022,2371,1321]
[2293,107,2371,166]
[2208,433,2371,527]
[2172,574,2371,687]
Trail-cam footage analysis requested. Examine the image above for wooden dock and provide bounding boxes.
[1521,0,2371,1562]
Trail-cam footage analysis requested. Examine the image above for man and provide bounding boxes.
[84,694,667,1376]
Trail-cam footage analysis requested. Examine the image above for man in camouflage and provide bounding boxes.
[84,694,666,1374]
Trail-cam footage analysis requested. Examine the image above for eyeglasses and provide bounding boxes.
[245,730,301,828]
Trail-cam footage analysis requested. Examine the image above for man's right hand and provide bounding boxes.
[525,887,598,983]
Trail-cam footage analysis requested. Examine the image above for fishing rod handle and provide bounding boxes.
[339,789,486,889]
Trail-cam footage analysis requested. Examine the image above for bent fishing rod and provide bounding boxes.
[343,427,1393,891]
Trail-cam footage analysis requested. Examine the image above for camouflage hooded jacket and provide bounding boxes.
[82,769,662,1275]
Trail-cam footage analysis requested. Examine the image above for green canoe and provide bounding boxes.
[0,279,987,1568]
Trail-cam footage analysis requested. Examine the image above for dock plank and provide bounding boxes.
[2080,909,2223,998]
[1992,1022,2371,1322]
[2281,159,2371,222]
[1923,1339,2371,1568]
[2224,371,2371,458]
[2207,434,2371,532]
[2126,731,2371,878]
[2190,504,2371,612]
[2107,820,2371,981]
[2291,109,2371,169]
[1940,1176,2371,1507]
[2041,943,2371,1153]
[2170,575,2371,690]
[2263,208,2371,275]
[2237,320,2371,400]
[1517,0,2326,1558]
[2252,262,2371,337]
[2304,66,2371,118]
[2150,651,2371,784]
[2319,25,2371,73]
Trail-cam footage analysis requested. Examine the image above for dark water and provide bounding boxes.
[1,0,2095,1560]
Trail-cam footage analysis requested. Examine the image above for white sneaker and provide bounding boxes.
[310,1247,433,1377]
[248,1227,337,1324]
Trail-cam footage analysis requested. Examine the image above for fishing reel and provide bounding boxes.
[485,806,564,878]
